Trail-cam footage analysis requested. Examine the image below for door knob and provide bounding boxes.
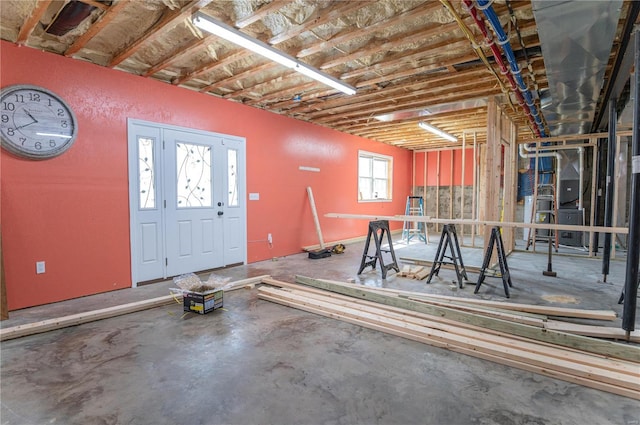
[218,211,224,216]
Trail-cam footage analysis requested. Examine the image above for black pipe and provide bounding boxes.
[601,98,617,280]
[622,30,640,333]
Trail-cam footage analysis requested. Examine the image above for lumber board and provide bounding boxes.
[258,288,640,399]
[307,186,325,249]
[324,212,629,235]
[260,286,639,377]
[0,275,269,341]
[294,276,640,362]
[260,279,639,370]
[545,320,640,343]
[303,277,617,321]
[0,295,177,341]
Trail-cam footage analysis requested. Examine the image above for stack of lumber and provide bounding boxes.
[397,265,429,280]
[258,276,640,400]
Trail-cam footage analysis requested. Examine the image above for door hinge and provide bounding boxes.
[162,140,165,149]
[165,258,168,266]
[164,200,166,208]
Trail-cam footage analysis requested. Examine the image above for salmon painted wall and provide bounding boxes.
[414,150,474,187]
[1,42,412,310]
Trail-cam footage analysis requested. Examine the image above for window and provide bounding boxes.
[358,150,392,201]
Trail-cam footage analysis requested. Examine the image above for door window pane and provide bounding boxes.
[176,142,212,208]
[138,136,156,209]
[228,148,238,207]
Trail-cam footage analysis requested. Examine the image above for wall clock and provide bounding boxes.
[0,84,78,160]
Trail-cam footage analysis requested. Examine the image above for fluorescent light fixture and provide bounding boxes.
[192,12,356,96]
[418,122,457,142]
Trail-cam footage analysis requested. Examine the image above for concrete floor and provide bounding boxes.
[1,235,639,425]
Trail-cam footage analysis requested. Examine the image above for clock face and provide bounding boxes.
[0,85,78,159]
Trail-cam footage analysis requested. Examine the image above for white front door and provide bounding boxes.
[128,119,246,285]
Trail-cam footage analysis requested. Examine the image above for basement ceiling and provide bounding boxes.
[0,0,635,150]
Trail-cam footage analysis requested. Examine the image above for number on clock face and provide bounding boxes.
[0,85,78,159]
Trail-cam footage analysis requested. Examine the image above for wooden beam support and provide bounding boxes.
[293,276,638,362]
[16,0,54,45]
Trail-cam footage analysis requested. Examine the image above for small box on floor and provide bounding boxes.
[183,289,224,314]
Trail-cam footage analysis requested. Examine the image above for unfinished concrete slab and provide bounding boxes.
[1,239,638,425]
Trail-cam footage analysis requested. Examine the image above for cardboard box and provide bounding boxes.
[183,289,223,314]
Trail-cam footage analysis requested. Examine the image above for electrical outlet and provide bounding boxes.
[268,233,273,244]
[36,261,46,274]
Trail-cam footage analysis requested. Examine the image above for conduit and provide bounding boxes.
[475,0,547,137]
[462,0,540,137]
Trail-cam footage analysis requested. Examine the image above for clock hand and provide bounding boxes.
[15,121,37,130]
[23,108,38,123]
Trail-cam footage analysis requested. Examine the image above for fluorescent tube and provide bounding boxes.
[418,122,457,142]
[193,12,356,95]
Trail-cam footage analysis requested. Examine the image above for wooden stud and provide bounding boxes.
[16,0,53,45]
[436,151,440,233]
[461,136,466,242]
[472,132,478,247]
[293,276,637,362]
[1,231,7,320]
[306,186,325,249]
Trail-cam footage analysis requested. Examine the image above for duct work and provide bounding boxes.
[531,0,622,136]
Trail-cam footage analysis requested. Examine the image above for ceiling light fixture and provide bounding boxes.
[192,12,356,96]
[418,122,457,142]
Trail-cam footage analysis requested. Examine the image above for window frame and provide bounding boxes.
[358,150,393,202]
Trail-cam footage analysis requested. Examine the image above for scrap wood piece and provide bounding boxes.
[308,277,617,321]
[306,186,325,250]
[545,320,640,343]
[258,287,640,399]
[259,285,640,377]
[293,275,640,363]
[0,275,270,341]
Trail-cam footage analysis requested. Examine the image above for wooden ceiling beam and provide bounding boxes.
[235,0,292,29]
[173,49,251,86]
[201,61,279,93]
[269,1,370,45]
[143,36,210,77]
[109,0,213,68]
[65,0,130,57]
[16,0,54,45]
[78,0,109,10]
[296,1,442,59]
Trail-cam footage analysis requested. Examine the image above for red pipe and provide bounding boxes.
[463,0,541,137]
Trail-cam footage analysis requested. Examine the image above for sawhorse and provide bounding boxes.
[475,226,513,298]
[357,220,400,279]
[426,224,467,288]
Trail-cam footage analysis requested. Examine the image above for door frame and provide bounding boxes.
[127,118,247,287]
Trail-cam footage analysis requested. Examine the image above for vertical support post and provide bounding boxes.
[412,151,416,195]
[461,135,466,242]
[449,149,454,222]
[483,97,501,255]
[471,133,478,247]
[602,98,617,281]
[436,151,441,233]
[589,139,598,257]
[622,32,640,333]
[424,152,428,240]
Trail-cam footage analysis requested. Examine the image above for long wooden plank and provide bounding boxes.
[546,320,640,343]
[0,275,269,341]
[305,277,617,321]
[293,276,639,362]
[261,279,639,370]
[259,289,640,399]
[260,285,639,377]
[324,212,629,235]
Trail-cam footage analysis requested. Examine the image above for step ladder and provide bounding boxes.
[357,220,400,279]
[402,196,429,244]
[425,224,468,288]
[474,226,513,298]
[526,178,558,252]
